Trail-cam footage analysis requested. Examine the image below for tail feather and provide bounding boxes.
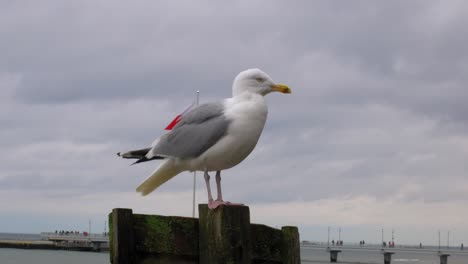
[117,148,152,159]
[118,147,165,165]
[136,160,183,196]
[130,156,164,165]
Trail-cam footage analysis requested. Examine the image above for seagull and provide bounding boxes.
[118,69,291,209]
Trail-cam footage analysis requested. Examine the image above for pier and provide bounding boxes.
[300,244,468,264]
[40,232,109,251]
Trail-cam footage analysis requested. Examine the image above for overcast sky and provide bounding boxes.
[1,1,468,245]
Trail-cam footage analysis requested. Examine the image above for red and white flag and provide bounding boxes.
[164,102,196,130]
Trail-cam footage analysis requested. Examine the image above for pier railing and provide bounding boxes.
[40,232,109,242]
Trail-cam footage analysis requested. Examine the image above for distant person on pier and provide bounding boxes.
[419,242,422,248]
[462,243,464,250]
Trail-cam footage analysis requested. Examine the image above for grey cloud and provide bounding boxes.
[1,1,468,233]
[3,0,467,126]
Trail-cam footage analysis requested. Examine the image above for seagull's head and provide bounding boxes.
[232,68,291,97]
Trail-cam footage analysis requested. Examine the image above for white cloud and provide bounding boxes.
[251,196,467,228]
[3,189,465,244]
[250,196,468,244]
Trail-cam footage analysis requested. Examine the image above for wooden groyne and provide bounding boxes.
[109,204,300,264]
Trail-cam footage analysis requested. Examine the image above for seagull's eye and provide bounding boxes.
[255,77,264,83]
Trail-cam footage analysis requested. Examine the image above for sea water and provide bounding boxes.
[0,248,108,264]
[0,233,109,264]
[2,247,468,264]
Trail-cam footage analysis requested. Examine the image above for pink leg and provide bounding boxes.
[206,171,243,209]
[215,171,223,201]
[204,170,214,204]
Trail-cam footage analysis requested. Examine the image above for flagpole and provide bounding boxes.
[192,90,200,218]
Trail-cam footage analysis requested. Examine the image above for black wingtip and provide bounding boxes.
[130,159,144,166]
[116,152,121,157]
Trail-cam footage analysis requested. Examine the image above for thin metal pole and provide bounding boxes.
[439,230,441,251]
[192,90,200,218]
[447,231,450,249]
[327,226,330,247]
[382,228,384,245]
[192,171,196,217]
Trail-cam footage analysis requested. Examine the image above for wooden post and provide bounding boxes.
[198,204,252,264]
[281,226,300,264]
[438,253,450,264]
[110,208,135,264]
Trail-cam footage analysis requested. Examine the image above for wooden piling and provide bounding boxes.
[110,208,135,264]
[281,226,300,264]
[198,204,252,264]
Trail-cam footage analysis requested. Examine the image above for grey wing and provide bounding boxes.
[147,102,231,159]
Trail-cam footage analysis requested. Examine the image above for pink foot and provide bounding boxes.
[208,200,244,209]
[223,201,244,206]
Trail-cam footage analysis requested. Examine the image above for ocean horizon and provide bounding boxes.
[0,232,462,250]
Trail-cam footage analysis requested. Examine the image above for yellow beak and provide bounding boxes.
[271,84,292,94]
